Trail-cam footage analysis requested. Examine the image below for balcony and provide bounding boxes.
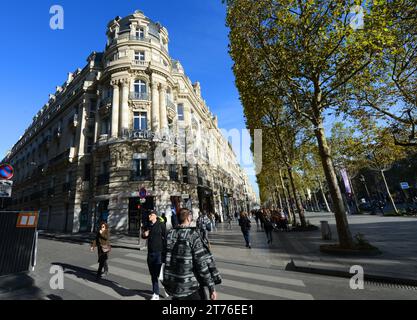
[129,35,151,43]
[133,60,148,67]
[130,170,151,182]
[129,92,150,101]
[97,173,109,186]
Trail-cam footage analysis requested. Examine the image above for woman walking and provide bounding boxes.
[238,212,251,249]
[91,222,111,280]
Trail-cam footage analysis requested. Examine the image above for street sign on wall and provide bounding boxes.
[400,182,410,190]
[0,180,13,198]
[0,164,14,180]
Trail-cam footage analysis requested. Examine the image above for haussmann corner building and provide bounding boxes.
[3,10,258,234]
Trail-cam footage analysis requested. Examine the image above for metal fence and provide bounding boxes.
[0,211,38,276]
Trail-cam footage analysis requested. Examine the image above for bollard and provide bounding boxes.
[320,220,332,240]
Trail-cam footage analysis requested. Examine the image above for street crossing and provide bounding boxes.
[60,249,315,300]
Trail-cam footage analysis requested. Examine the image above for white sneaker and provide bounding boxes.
[151,294,160,300]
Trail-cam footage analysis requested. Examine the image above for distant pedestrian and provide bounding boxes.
[171,209,178,228]
[263,214,274,244]
[226,214,233,230]
[142,210,167,300]
[238,212,251,249]
[254,211,260,230]
[91,222,111,280]
[162,208,221,300]
[197,211,212,243]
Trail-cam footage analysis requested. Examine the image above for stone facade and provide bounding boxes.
[3,10,258,234]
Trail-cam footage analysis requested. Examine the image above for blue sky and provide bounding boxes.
[0,0,259,198]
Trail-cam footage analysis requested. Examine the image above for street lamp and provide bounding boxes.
[359,174,371,201]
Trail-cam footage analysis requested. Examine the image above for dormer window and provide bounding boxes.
[135,27,145,39]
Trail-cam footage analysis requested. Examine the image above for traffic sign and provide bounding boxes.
[139,187,147,198]
[400,182,409,190]
[0,180,13,198]
[0,164,14,180]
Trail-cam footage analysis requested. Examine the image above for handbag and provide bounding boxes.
[101,244,111,253]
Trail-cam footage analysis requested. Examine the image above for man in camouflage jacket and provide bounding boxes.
[162,208,221,300]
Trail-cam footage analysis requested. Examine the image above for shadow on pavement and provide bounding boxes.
[51,262,152,299]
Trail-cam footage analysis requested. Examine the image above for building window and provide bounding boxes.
[134,80,147,94]
[177,104,184,121]
[182,166,189,184]
[133,112,147,131]
[132,159,148,180]
[84,163,91,182]
[136,27,145,39]
[169,164,178,181]
[134,51,145,61]
[101,118,110,135]
[86,137,94,153]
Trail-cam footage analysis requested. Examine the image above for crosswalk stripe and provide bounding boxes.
[222,279,314,300]
[118,256,305,288]
[91,261,248,300]
[65,273,145,300]
[219,269,305,287]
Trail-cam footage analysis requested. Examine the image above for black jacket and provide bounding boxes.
[145,220,167,253]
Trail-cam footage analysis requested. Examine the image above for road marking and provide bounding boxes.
[222,279,314,300]
[65,273,145,300]
[117,256,305,287]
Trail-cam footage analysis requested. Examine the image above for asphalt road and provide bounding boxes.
[18,232,416,300]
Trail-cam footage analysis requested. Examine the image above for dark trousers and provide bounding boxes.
[242,230,250,247]
[97,252,108,277]
[265,228,273,243]
[147,252,162,295]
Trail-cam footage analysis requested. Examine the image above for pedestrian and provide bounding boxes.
[142,210,167,300]
[238,212,251,248]
[197,211,212,243]
[209,212,217,231]
[161,212,168,224]
[91,222,111,281]
[254,211,259,230]
[171,209,178,228]
[263,213,274,244]
[226,214,233,230]
[162,208,221,300]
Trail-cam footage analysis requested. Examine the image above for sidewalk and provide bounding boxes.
[38,231,144,250]
[275,211,417,286]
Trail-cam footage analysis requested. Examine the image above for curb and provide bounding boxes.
[285,260,417,287]
[38,234,143,251]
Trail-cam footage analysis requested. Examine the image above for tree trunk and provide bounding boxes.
[279,169,295,224]
[318,178,331,212]
[381,170,398,214]
[287,167,306,227]
[313,191,320,211]
[276,185,283,209]
[314,124,354,249]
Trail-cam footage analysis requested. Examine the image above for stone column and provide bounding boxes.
[77,99,87,156]
[184,103,192,128]
[111,81,120,138]
[159,83,168,132]
[94,98,101,142]
[120,79,130,136]
[151,81,160,131]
